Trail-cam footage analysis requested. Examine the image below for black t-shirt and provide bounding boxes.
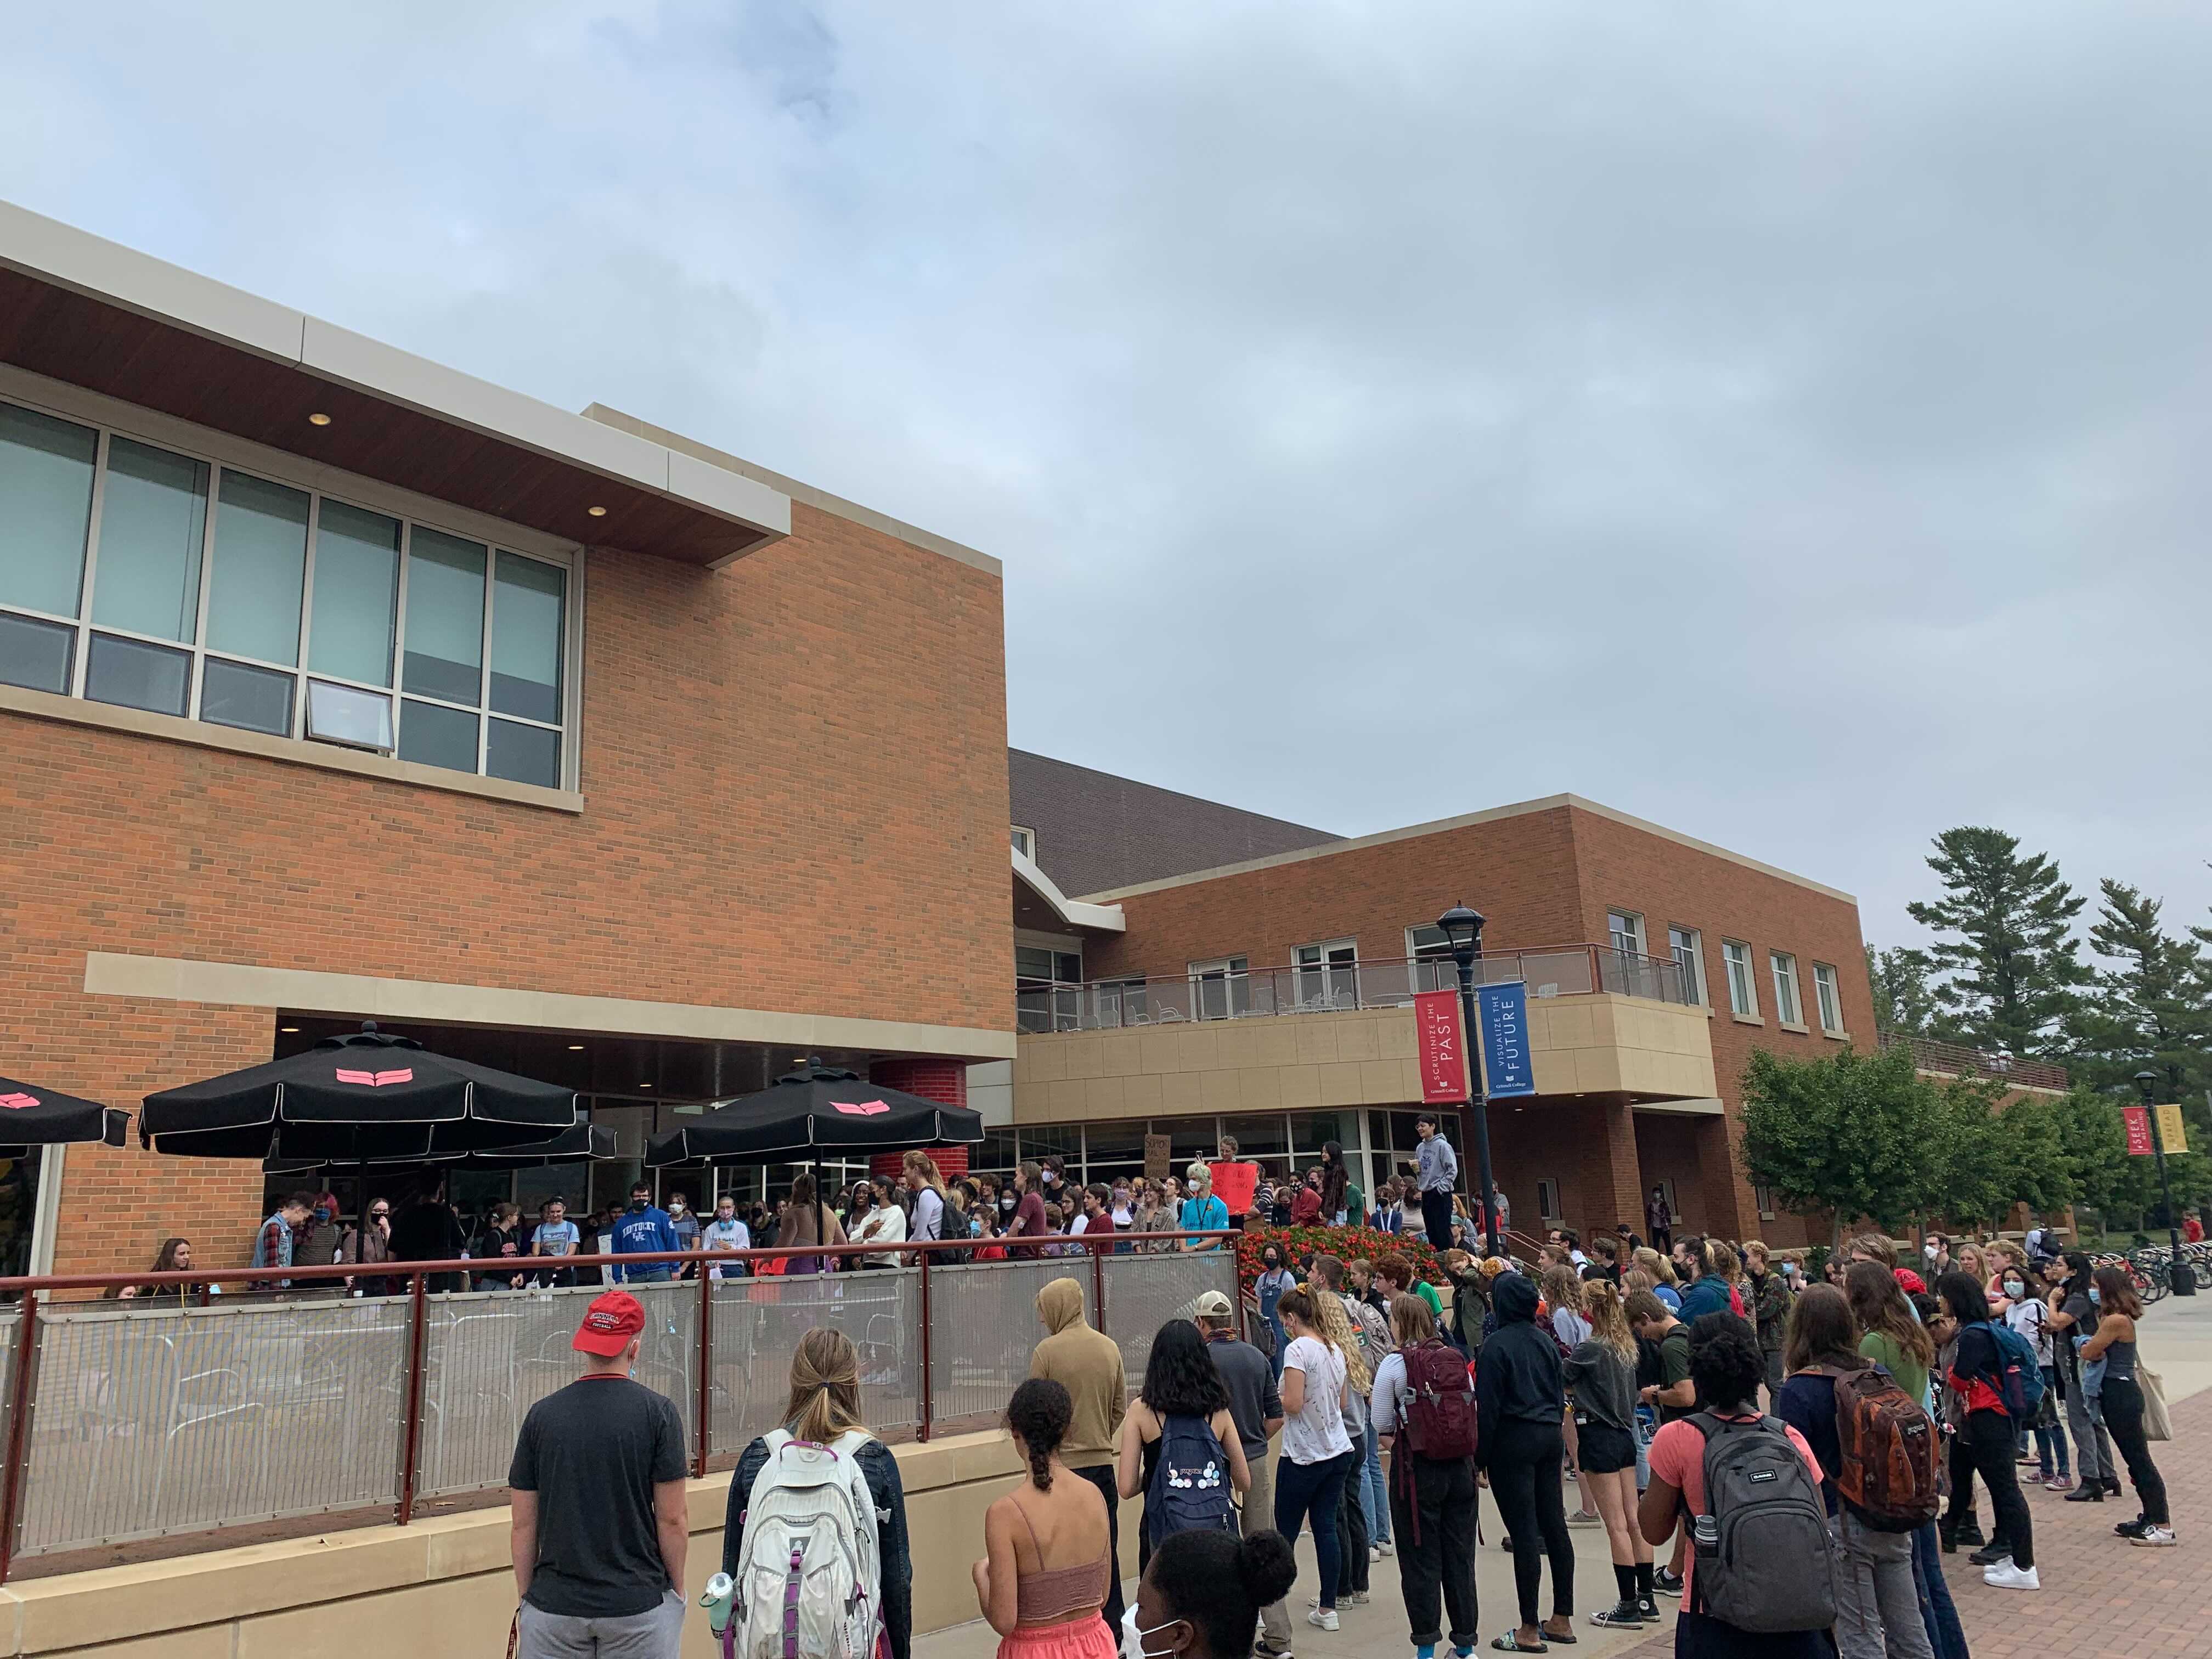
[390,1200,467,1262]
[510,1375,686,1617]
[1656,1325,1695,1423]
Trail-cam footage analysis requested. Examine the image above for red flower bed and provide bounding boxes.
[1233,1223,1443,1293]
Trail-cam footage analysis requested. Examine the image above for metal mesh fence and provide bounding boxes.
[16,1295,413,1556]
[1101,1251,1239,1387]
[708,1269,922,1456]
[412,1280,697,1500]
[927,1257,1089,1424]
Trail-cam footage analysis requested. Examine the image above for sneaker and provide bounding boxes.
[2115,1517,2151,1539]
[2015,1452,2039,1465]
[1635,1596,1661,1622]
[1375,1539,1395,1556]
[1255,1644,1294,1659]
[1982,1562,2040,1592]
[1654,1568,1684,1598]
[1967,1542,2012,1567]
[1307,1608,1340,1632]
[1568,1510,1604,1527]
[1590,1601,1644,1628]
[2129,1525,2177,1548]
[1345,1592,1370,1606]
[1954,1521,1987,1547]
[2042,1476,2075,1492]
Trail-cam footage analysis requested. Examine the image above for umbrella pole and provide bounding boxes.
[812,1152,825,1274]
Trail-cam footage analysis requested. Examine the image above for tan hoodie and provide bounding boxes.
[1027,1276,1127,1469]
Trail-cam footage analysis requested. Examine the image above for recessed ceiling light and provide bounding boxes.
[639,1082,653,1089]
[567,1043,586,1052]
[280,1025,301,1033]
[586,505,607,517]
[307,412,332,427]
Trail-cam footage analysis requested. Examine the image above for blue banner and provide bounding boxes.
[1476,981,1536,1098]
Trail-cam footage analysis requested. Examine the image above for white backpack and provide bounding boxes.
[728,1429,888,1659]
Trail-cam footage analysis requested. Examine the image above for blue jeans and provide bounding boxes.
[1910,1520,1969,1659]
[1358,1422,1391,1543]
[1275,1449,1356,1611]
[620,1265,673,1284]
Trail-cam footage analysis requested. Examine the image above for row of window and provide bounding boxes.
[1609,910,1845,1036]
[0,393,573,788]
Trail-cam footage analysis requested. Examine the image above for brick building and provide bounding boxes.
[1001,775,1877,1249]
[0,200,1013,1277]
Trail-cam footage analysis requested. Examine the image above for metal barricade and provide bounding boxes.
[14,1295,413,1558]
[1101,1250,1239,1386]
[708,1268,922,1458]
[927,1256,1088,1425]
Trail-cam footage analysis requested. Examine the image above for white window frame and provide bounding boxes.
[0,365,585,791]
[1188,956,1251,1021]
[1536,1177,1563,1227]
[1770,951,1804,1027]
[1668,926,1706,1005]
[1812,962,1844,1034]
[1608,910,1646,958]
[1293,938,1358,1010]
[1010,826,1035,859]
[1722,939,1758,1017]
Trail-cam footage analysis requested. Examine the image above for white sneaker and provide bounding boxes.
[2129,1525,2177,1548]
[1375,1539,1395,1556]
[1307,1608,1340,1631]
[1982,1562,2040,1591]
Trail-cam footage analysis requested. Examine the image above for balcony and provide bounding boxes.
[1016,946,1691,1035]
[1012,948,1718,1126]
[1876,1030,2070,1094]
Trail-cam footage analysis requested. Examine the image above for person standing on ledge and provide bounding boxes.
[509,1291,688,1659]
[1414,1114,1459,1254]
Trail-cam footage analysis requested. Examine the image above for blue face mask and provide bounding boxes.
[2089,1286,2101,1305]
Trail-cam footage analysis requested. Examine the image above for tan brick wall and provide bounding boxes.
[3,504,1009,1277]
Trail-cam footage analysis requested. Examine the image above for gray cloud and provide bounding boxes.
[5,1,2208,947]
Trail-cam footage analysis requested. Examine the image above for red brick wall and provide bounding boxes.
[2,504,1009,1277]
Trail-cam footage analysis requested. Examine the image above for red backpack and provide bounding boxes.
[1398,1338,1479,1462]
[1813,1363,1940,1532]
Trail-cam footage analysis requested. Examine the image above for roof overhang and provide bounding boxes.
[1014,848,1125,935]
[0,198,789,568]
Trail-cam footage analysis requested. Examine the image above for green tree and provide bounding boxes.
[2071,879,2212,1099]
[1739,1042,1946,1245]
[2047,1085,2134,1219]
[1902,827,2087,1056]
[1866,944,1938,1036]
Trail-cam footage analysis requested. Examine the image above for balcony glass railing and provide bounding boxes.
[1017,946,1691,1034]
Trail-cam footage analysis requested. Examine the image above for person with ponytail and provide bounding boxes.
[724,1328,913,1659]
[1127,1526,1300,1659]
[975,1379,1118,1658]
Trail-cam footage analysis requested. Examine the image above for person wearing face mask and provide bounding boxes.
[1255,1245,1296,1379]
[2046,1252,2119,1500]
[701,1193,749,1278]
[663,1192,700,1278]
[2003,1260,2067,1486]
[606,1183,680,1284]
[1122,1526,1299,1659]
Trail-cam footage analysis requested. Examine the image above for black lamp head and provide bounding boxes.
[1436,904,1486,953]
[2134,1069,2158,1101]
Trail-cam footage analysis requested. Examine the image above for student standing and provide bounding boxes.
[1936,1272,2036,1590]
[2082,1267,2173,1547]
[1414,1114,1460,1252]
[1126,1528,1299,1659]
[1626,1289,1695,1598]
[1372,1293,1482,1659]
[1192,1291,1291,1658]
[1477,1272,1576,1651]
[2047,1252,2119,1500]
[1030,1278,1131,1632]
[1254,1245,1297,1379]
[1269,1288,1358,1633]
[509,1293,688,1659]
[1568,1283,1655,1628]
[973,1379,1118,1659]
[701,1194,749,1277]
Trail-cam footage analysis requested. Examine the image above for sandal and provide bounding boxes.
[1491,1638,1547,1654]
[1542,1629,1579,1645]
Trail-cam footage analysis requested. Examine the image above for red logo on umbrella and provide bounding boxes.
[335,1068,416,1087]
[833,1100,891,1116]
[0,1092,38,1110]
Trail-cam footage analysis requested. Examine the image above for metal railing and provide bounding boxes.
[1876,1030,2070,1093]
[1018,945,1692,1032]
[0,1231,1239,1580]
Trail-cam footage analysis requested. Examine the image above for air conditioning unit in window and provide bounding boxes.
[304,680,396,754]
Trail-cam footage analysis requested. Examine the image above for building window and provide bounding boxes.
[1293,939,1358,1010]
[1608,911,1646,957]
[1667,926,1706,1005]
[1754,1183,1776,1221]
[1010,826,1035,859]
[0,390,578,787]
[1188,956,1250,1020]
[1813,962,1844,1034]
[1722,940,1758,1017]
[1536,1178,1562,1227]
[1771,951,1804,1026]
[1015,946,1081,986]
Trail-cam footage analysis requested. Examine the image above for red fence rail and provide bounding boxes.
[0,1229,1240,1584]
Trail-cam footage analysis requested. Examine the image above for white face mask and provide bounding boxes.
[1923,1243,1939,1259]
[2004,1279,2024,1299]
[1120,1605,1180,1659]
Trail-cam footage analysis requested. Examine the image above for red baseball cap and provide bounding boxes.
[573,1291,646,1356]
[1893,1268,1927,1296]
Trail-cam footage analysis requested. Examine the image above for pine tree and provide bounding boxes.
[1901,827,2087,1056]
[1866,944,1937,1036]
[2069,879,2211,1098]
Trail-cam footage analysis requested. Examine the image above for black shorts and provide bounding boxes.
[1577,1420,1637,1474]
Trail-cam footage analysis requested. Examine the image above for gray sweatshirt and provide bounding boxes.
[1564,1337,1639,1432]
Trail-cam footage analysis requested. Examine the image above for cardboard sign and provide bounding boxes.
[1144,1133,1173,1182]
[1209,1160,1258,1216]
[1415,989,1470,1104]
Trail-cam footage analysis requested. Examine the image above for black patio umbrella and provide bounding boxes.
[0,1074,129,1161]
[644,1060,983,1241]
[431,1120,616,1169]
[143,1024,578,1279]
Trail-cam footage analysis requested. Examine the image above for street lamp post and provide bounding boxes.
[2135,1070,2196,1296]
[1438,904,1502,1258]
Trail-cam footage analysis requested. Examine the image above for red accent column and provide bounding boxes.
[870,1059,968,1107]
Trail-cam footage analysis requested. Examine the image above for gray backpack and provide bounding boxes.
[1687,1413,1837,1634]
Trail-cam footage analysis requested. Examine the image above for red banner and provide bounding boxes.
[2123,1104,2154,1156]
[1415,989,1470,1105]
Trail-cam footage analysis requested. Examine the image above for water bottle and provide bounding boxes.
[701,1571,736,1634]
[1692,1513,1719,1554]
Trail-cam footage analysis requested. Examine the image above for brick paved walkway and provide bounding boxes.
[1610,1383,2208,1659]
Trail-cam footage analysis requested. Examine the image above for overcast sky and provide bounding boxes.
[7,3,2208,952]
